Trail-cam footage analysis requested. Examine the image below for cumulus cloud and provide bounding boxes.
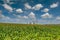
[32,4,43,10]
[0,10,2,15]
[41,13,52,18]
[0,15,10,20]
[28,12,35,18]
[14,14,28,19]
[56,16,60,20]
[16,15,21,18]
[4,16,10,20]
[0,10,2,13]
[24,3,32,9]
[4,0,10,3]
[23,16,28,19]
[24,3,43,10]
[3,0,14,4]
[0,12,19,23]
[50,2,59,8]
[0,10,10,20]
[3,4,13,12]
[0,11,10,20]
[16,9,23,13]
[0,10,4,18]
[42,8,49,12]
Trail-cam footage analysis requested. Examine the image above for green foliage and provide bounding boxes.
[0,23,60,40]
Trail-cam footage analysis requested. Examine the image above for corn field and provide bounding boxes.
[0,23,60,40]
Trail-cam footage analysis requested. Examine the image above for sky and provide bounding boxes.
[0,0,60,24]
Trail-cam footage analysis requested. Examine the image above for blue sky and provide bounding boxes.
[0,0,60,24]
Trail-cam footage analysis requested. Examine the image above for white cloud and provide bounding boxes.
[14,15,28,19]
[42,8,49,12]
[41,13,52,18]
[50,2,58,8]
[17,15,21,18]
[23,16,28,19]
[16,9,23,13]
[28,12,35,18]
[6,16,10,19]
[24,3,43,10]
[0,14,10,20]
[0,10,10,20]
[0,10,2,14]
[32,4,43,10]
[3,0,14,4]
[24,3,32,9]
[4,0,10,3]
[56,16,60,20]
[0,10,3,18]
[3,4,13,12]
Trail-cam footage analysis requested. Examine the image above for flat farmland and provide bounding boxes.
[0,23,60,40]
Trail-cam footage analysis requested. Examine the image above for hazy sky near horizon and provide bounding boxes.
[0,0,60,24]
